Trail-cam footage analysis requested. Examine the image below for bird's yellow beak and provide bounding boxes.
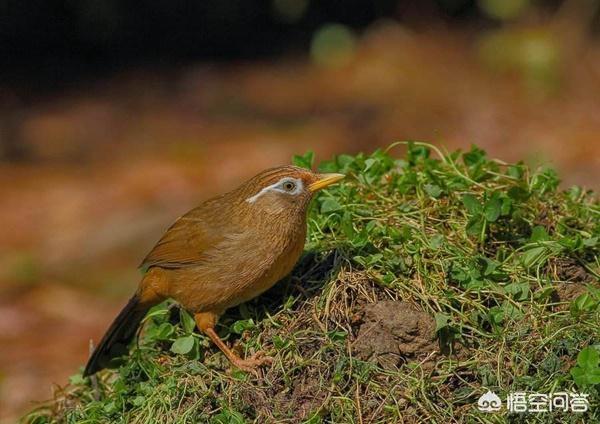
[308,173,345,192]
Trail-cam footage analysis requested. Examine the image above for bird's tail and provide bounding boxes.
[83,293,150,376]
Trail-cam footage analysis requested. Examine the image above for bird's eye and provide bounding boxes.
[283,181,296,192]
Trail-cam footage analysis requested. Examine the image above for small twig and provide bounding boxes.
[355,380,364,424]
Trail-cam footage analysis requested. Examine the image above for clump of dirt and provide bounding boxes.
[352,300,437,370]
[548,257,594,284]
[553,282,589,306]
[547,257,596,308]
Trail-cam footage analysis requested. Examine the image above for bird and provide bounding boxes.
[83,165,344,376]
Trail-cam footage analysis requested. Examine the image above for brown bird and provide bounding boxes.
[84,166,344,376]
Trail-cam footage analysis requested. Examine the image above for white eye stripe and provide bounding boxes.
[245,177,303,203]
[245,185,273,204]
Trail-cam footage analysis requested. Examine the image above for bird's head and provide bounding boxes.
[241,165,344,216]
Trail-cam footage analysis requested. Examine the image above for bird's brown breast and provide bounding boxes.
[150,223,306,313]
[140,188,308,314]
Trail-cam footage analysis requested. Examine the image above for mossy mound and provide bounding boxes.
[25,143,600,423]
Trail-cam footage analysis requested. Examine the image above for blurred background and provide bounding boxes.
[1,0,600,420]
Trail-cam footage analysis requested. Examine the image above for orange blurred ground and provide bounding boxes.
[1,24,599,422]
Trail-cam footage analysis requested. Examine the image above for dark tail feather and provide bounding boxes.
[84,293,150,376]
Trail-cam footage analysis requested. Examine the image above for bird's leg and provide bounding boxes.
[194,312,272,373]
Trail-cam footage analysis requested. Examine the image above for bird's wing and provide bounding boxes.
[140,206,225,270]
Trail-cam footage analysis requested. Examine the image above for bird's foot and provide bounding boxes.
[229,351,273,374]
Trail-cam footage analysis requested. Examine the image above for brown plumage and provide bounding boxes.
[84,166,344,375]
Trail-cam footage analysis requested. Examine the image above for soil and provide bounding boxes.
[548,257,597,307]
[274,368,329,421]
[549,257,594,284]
[238,365,329,423]
[553,283,587,311]
[351,300,437,370]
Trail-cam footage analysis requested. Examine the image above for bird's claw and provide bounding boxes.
[230,351,273,375]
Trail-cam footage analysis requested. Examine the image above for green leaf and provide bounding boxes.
[502,302,523,321]
[292,151,314,169]
[462,194,482,214]
[273,335,291,349]
[507,186,530,201]
[520,246,547,268]
[488,306,504,325]
[69,373,85,385]
[570,346,600,387]
[145,301,171,319]
[335,154,355,172]
[571,366,600,387]
[484,195,502,222]
[571,366,585,381]
[318,160,338,173]
[466,215,484,237]
[520,242,562,268]
[180,309,196,334]
[587,370,600,384]
[156,322,175,340]
[327,330,347,342]
[171,335,196,355]
[364,158,377,172]
[507,164,523,179]
[577,347,599,369]
[231,319,255,335]
[341,211,355,237]
[211,409,246,424]
[424,184,443,198]
[500,196,512,216]
[559,235,584,252]
[321,198,342,213]
[480,257,499,276]
[531,168,560,194]
[104,401,117,414]
[302,413,323,424]
[132,395,145,406]
[587,286,600,299]
[434,313,450,332]
[366,253,383,266]
[503,282,530,301]
[407,142,430,164]
[463,146,486,166]
[530,226,549,242]
[429,234,444,250]
[571,293,598,315]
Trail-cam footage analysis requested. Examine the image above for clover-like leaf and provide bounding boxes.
[171,335,196,355]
